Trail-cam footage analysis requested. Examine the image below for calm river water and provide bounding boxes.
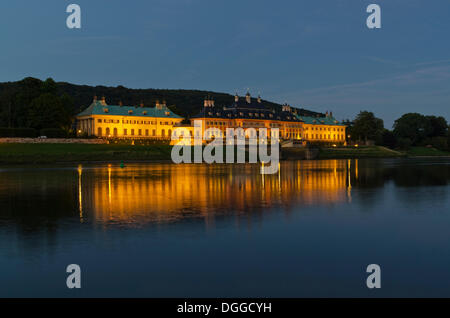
[1,158,450,297]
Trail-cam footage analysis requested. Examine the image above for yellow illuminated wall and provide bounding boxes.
[302,123,346,144]
[77,114,183,139]
[192,117,302,140]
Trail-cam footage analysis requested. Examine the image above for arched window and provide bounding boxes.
[105,127,110,136]
[161,129,165,137]
[168,129,172,138]
[97,127,102,136]
[113,128,118,137]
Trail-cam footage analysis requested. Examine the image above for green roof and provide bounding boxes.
[77,101,183,119]
[294,113,345,126]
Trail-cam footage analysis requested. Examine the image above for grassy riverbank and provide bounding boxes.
[405,146,450,157]
[316,146,405,159]
[316,146,450,159]
[0,143,173,164]
[1,143,449,165]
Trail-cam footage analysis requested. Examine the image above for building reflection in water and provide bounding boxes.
[77,160,357,227]
[78,164,84,223]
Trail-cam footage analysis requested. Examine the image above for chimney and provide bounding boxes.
[235,93,239,103]
[282,103,291,112]
[119,100,123,106]
[100,96,107,106]
[257,95,262,103]
[204,96,208,107]
[245,91,251,104]
[140,101,144,108]
[156,100,160,109]
[93,95,98,103]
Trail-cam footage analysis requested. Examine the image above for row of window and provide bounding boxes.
[304,133,344,140]
[97,127,172,137]
[206,121,228,126]
[97,119,175,125]
[304,126,345,132]
[96,128,344,141]
[204,122,304,130]
[202,130,277,139]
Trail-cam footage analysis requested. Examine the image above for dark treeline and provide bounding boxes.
[344,111,450,151]
[0,77,322,135]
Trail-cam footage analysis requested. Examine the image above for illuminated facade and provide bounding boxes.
[76,93,346,144]
[296,112,347,144]
[191,92,303,141]
[190,92,346,144]
[76,97,183,139]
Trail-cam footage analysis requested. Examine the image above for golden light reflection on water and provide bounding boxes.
[78,164,83,223]
[77,160,357,225]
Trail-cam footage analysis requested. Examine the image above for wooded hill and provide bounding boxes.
[0,77,323,129]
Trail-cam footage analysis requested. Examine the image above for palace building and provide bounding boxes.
[76,92,346,144]
[190,92,346,144]
[295,112,347,144]
[76,96,183,139]
[191,92,303,141]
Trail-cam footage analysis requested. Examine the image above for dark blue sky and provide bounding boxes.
[1,0,449,127]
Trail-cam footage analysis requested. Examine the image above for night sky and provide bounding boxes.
[1,0,449,127]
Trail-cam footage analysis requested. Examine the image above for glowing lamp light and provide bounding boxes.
[355,144,359,148]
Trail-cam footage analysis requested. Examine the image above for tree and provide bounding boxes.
[381,129,397,148]
[41,78,58,95]
[351,111,384,144]
[393,113,447,146]
[27,93,72,130]
[426,116,448,138]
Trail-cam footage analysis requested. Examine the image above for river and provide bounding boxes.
[1,158,450,297]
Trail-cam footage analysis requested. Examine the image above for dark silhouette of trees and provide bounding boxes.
[393,113,449,149]
[351,111,384,144]
[27,93,72,130]
[0,77,323,132]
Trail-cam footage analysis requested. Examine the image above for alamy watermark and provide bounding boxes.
[66,4,81,29]
[366,264,381,289]
[66,264,81,289]
[66,4,381,30]
[170,120,280,175]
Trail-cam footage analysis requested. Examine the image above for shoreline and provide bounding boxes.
[1,143,449,165]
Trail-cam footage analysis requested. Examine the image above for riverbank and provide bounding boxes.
[316,146,406,159]
[282,146,407,160]
[405,146,450,157]
[1,143,449,165]
[0,143,173,164]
